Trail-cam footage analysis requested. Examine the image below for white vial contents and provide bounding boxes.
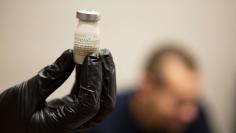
[74,9,101,64]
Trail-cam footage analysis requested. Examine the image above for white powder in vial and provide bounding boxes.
[74,9,101,64]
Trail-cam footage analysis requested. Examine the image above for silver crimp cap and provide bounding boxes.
[76,9,101,22]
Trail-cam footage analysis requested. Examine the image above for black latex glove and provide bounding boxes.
[0,49,116,133]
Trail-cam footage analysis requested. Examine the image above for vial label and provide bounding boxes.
[74,33,100,64]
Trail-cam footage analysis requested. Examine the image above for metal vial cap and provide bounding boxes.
[76,9,101,22]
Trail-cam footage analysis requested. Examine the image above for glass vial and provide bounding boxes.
[74,9,101,64]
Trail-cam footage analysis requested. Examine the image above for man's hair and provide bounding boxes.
[145,42,197,85]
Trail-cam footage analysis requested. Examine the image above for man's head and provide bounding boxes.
[133,43,200,132]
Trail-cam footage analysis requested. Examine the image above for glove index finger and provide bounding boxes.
[100,49,117,113]
[77,52,103,115]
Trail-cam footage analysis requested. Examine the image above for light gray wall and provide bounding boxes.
[0,0,236,133]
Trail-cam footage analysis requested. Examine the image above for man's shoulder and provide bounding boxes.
[88,90,134,133]
[186,105,212,133]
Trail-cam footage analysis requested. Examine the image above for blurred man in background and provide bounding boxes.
[88,42,211,133]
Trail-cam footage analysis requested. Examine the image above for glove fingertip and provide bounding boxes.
[100,49,112,58]
[82,52,100,65]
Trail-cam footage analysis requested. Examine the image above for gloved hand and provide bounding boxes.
[0,49,116,133]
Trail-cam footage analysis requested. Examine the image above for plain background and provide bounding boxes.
[0,0,236,133]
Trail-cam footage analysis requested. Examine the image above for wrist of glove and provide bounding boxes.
[0,49,116,133]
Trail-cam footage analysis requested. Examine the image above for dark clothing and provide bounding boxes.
[88,91,211,133]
